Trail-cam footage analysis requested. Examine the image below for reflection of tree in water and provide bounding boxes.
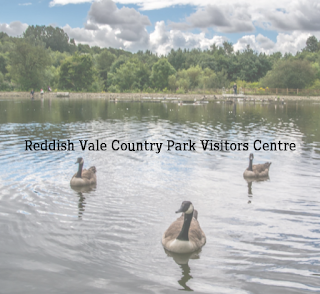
[164,249,202,292]
[70,185,95,219]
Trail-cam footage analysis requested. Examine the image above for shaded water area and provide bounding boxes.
[0,97,320,293]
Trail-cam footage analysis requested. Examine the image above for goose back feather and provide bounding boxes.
[243,153,271,178]
[70,157,97,187]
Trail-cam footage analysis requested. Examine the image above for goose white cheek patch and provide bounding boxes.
[185,204,194,214]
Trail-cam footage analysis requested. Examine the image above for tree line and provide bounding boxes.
[1,25,320,93]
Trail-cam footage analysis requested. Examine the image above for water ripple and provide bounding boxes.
[0,99,320,293]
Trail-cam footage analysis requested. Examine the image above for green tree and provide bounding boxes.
[260,59,315,89]
[96,50,116,90]
[237,45,271,82]
[0,53,8,75]
[177,78,190,92]
[305,36,319,53]
[24,25,74,53]
[77,44,91,54]
[186,66,202,89]
[109,59,149,92]
[134,49,159,70]
[58,53,96,91]
[0,32,9,40]
[222,41,234,55]
[49,50,71,68]
[199,54,216,70]
[167,48,186,71]
[8,39,51,90]
[0,72,13,91]
[213,70,229,88]
[168,74,177,91]
[199,68,216,90]
[268,52,282,66]
[210,43,219,54]
[109,55,128,73]
[151,59,176,90]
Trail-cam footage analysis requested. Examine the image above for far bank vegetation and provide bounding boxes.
[1,26,320,94]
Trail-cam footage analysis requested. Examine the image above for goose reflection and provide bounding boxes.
[70,185,96,218]
[164,249,201,291]
[178,263,193,291]
[244,177,269,203]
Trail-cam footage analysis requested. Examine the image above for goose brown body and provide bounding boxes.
[70,158,97,187]
[243,153,271,178]
[162,202,206,254]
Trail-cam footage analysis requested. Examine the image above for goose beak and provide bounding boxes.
[175,205,184,213]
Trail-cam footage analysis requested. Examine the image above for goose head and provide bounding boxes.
[75,157,84,165]
[176,201,194,215]
[249,153,254,161]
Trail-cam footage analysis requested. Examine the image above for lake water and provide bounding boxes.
[0,97,319,293]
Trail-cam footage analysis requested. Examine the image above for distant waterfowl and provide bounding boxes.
[243,153,271,178]
[162,201,206,254]
[70,157,97,187]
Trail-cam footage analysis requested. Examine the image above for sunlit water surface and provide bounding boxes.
[0,97,320,293]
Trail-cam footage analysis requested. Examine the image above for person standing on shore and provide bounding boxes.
[30,89,34,99]
[233,83,237,95]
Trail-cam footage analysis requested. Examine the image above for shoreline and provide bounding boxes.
[1,91,320,101]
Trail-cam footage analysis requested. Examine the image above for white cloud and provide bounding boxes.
[0,21,28,36]
[164,0,320,33]
[274,1,318,32]
[273,31,318,53]
[233,31,320,55]
[256,34,275,50]
[1,0,319,57]
[61,0,151,51]
[170,4,255,33]
[49,0,92,7]
[63,24,125,48]
[47,0,311,12]
[150,21,226,55]
[48,1,320,32]
[56,0,320,56]
[86,0,150,42]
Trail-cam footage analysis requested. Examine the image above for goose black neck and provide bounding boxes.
[248,157,253,171]
[76,163,83,178]
[177,212,193,241]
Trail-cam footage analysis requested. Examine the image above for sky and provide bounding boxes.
[0,0,320,55]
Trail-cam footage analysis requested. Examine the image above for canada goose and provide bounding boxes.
[243,153,271,178]
[162,201,206,254]
[70,157,97,187]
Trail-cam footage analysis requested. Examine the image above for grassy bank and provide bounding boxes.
[1,91,320,101]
